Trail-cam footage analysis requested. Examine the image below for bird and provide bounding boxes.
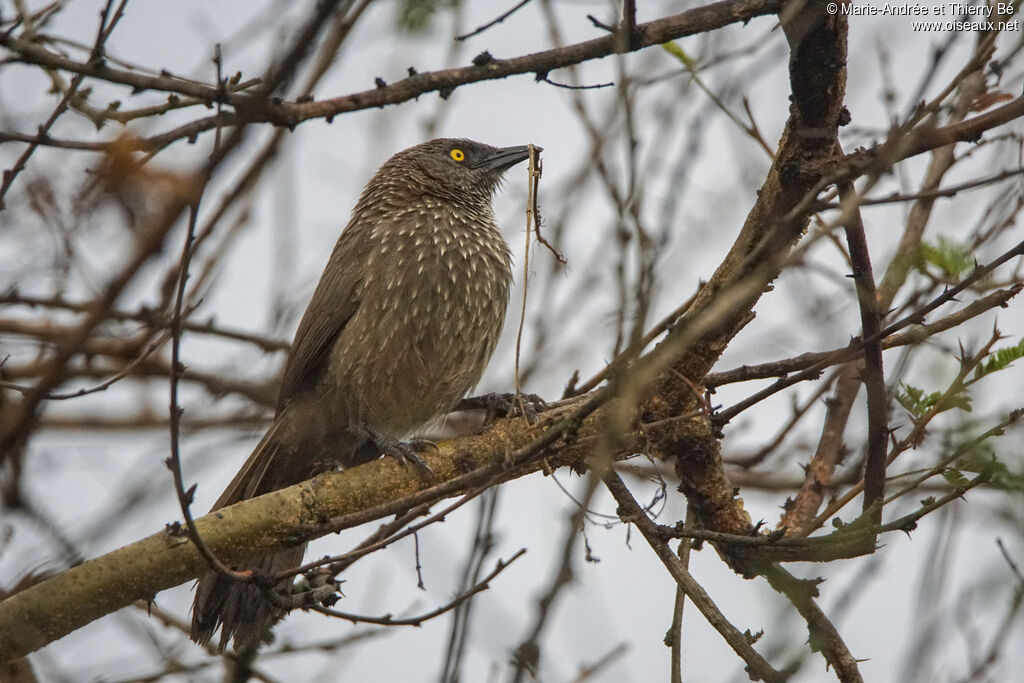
[190,138,535,651]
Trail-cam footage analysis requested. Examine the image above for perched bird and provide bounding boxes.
[190,138,534,651]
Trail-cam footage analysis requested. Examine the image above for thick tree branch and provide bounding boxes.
[0,389,616,660]
[635,2,849,560]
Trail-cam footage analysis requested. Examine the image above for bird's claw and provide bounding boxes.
[459,392,548,424]
[369,431,436,479]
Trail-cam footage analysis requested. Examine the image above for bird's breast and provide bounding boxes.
[329,209,512,434]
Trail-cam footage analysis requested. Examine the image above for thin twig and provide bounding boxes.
[0,0,785,154]
[714,238,1024,424]
[315,549,525,626]
[0,0,129,208]
[836,167,887,520]
[602,471,787,683]
[568,289,700,397]
[166,202,251,583]
[760,564,864,682]
[815,166,1024,211]
[528,148,564,263]
[668,505,695,683]
[513,147,536,396]
[455,0,533,41]
[510,473,601,682]
[0,292,289,351]
[538,75,613,89]
[806,332,1008,534]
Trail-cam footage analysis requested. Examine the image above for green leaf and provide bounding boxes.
[396,0,450,33]
[955,449,1024,490]
[896,384,928,417]
[941,468,971,489]
[896,382,972,417]
[662,41,697,68]
[915,237,974,278]
[947,392,974,413]
[975,338,1024,380]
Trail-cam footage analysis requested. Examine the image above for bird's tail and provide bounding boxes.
[189,421,309,652]
[190,544,306,652]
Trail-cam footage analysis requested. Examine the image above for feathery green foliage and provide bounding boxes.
[915,237,975,278]
[896,383,972,418]
[974,337,1024,380]
[396,0,451,33]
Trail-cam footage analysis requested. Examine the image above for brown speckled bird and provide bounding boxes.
[190,138,534,651]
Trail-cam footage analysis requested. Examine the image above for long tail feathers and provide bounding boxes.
[189,421,308,651]
[191,545,306,651]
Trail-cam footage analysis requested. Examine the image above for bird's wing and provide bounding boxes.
[210,416,285,508]
[277,226,367,408]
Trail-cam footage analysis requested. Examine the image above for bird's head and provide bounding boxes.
[377,138,537,205]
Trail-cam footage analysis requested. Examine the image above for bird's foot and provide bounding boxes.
[368,430,436,479]
[458,392,548,425]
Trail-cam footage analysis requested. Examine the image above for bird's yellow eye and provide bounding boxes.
[450,148,465,162]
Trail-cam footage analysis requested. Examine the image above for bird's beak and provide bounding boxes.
[472,145,541,172]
